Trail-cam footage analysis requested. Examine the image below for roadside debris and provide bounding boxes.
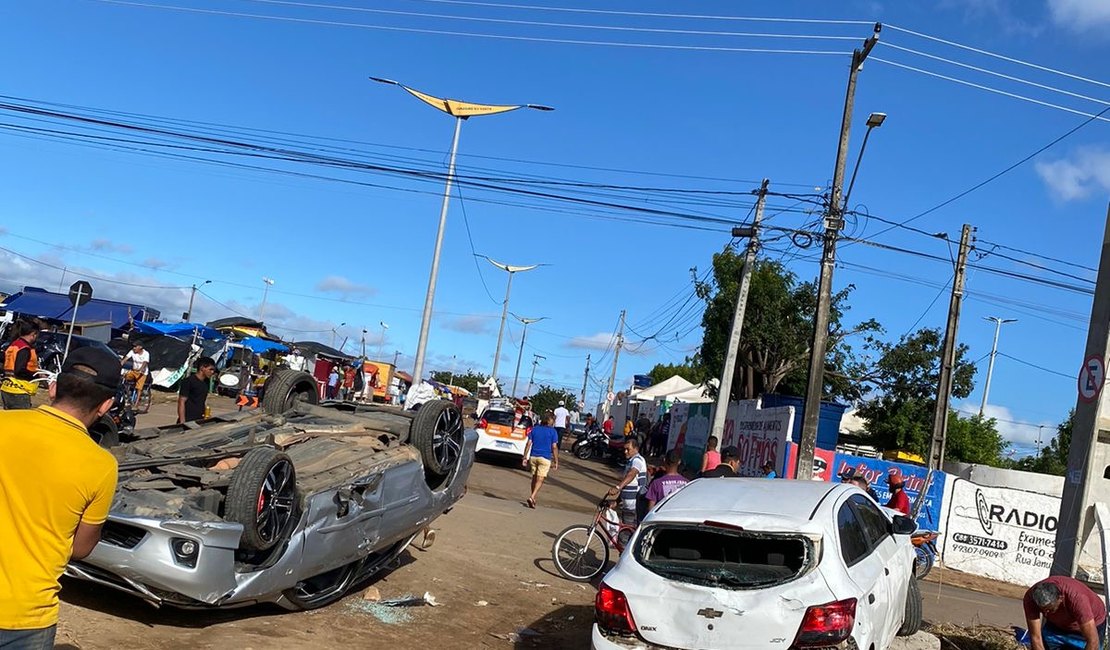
[381,592,440,607]
[489,628,542,643]
[362,587,381,602]
[476,600,489,607]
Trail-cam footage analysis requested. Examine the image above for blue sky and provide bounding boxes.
[2,0,1109,454]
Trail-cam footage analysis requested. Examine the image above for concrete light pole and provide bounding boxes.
[184,280,211,322]
[511,314,546,398]
[480,256,542,384]
[370,77,552,388]
[259,277,275,322]
[796,23,883,480]
[979,317,1017,417]
[378,321,389,361]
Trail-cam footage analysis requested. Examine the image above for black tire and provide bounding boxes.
[89,415,119,449]
[410,400,465,478]
[137,384,152,414]
[225,447,298,552]
[574,442,593,460]
[263,369,319,415]
[897,575,923,637]
[914,546,934,581]
[282,559,363,610]
[552,524,610,582]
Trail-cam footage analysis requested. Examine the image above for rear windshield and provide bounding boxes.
[634,524,813,590]
[482,410,516,426]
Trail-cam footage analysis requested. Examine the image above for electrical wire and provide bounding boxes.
[996,352,1073,380]
[88,0,853,55]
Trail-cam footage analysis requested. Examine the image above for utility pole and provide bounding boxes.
[979,316,1017,417]
[927,224,974,471]
[526,354,545,397]
[604,310,627,417]
[392,350,400,366]
[796,23,881,480]
[580,354,591,408]
[710,179,769,441]
[183,280,211,322]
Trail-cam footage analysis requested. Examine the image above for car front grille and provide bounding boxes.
[100,521,148,549]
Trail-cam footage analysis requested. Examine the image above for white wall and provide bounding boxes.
[943,461,1063,497]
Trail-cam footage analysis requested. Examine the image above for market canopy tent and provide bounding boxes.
[629,375,695,402]
[293,341,352,361]
[240,336,288,354]
[133,320,225,341]
[2,286,160,330]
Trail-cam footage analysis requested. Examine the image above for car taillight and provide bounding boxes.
[479,418,487,430]
[595,583,637,636]
[793,598,856,647]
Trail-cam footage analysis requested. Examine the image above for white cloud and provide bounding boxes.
[566,332,617,351]
[1035,147,1110,201]
[89,239,133,255]
[314,275,377,297]
[442,315,493,335]
[1047,0,1110,31]
[956,401,1054,448]
[142,257,170,270]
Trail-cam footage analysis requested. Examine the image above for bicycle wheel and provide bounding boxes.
[552,524,610,581]
[914,546,934,580]
[138,384,152,414]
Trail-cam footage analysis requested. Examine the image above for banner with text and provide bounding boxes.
[942,478,1058,586]
[831,455,947,531]
[721,400,794,477]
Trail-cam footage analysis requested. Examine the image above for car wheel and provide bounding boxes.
[897,575,923,636]
[262,369,319,415]
[282,559,363,610]
[89,415,119,449]
[411,400,465,478]
[225,447,298,552]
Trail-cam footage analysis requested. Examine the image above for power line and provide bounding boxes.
[996,352,1073,380]
[90,0,853,55]
[242,0,865,41]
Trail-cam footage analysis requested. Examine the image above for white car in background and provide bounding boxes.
[592,479,922,650]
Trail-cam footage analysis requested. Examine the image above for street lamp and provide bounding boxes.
[378,321,389,361]
[184,279,211,322]
[331,322,347,348]
[370,76,552,387]
[979,316,1017,417]
[259,277,275,322]
[510,313,547,398]
[480,255,544,384]
[526,354,547,398]
[842,112,886,211]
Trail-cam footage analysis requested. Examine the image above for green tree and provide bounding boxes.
[857,328,976,457]
[696,254,879,401]
[429,369,488,395]
[529,385,578,419]
[647,362,704,386]
[944,412,1007,465]
[1014,411,1072,476]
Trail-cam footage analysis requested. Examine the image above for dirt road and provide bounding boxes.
[55,401,1024,648]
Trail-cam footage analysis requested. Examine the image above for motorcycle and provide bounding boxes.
[573,428,610,460]
[912,530,940,580]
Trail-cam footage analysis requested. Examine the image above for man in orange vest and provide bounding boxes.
[2,321,40,410]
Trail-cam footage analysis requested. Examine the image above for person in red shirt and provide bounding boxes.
[885,468,911,516]
[602,415,614,436]
[1023,575,1105,650]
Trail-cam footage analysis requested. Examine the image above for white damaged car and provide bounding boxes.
[592,479,922,650]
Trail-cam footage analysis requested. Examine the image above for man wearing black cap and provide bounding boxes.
[0,346,120,647]
[702,446,741,477]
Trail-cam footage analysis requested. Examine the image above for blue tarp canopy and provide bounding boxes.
[133,320,225,341]
[240,336,288,354]
[2,286,160,330]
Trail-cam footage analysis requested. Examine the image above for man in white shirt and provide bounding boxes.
[553,400,571,450]
[284,349,306,372]
[122,342,151,395]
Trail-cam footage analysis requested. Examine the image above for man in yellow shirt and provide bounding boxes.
[0,346,120,647]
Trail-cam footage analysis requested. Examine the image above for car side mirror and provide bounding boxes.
[890,515,916,535]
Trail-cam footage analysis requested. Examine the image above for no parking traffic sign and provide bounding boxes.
[1078,354,1105,403]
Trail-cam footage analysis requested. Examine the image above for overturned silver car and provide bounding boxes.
[66,369,474,610]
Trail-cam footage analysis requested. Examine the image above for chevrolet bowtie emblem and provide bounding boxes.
[697,608,724,619]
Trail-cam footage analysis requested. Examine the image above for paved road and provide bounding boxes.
[921,580,1019,629]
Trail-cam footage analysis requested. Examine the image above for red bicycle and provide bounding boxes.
[551,498,638,581]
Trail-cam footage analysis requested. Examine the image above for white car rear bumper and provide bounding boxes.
[475,430,527,456]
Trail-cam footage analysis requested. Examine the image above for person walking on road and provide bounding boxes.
[553,400,570,450]
[885,468,911,516]
[702,446,740,478]
[608,437,648,525]
[2,321,39,410]
[0,346,121,648]
[1023,576,1105,650]
[602,415,614,437]
[178,357,216,424]
[645,450,688,510]
[326,364,340,400]
[522,414,559,508]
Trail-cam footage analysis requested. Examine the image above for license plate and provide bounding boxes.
[495,441,514,449]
